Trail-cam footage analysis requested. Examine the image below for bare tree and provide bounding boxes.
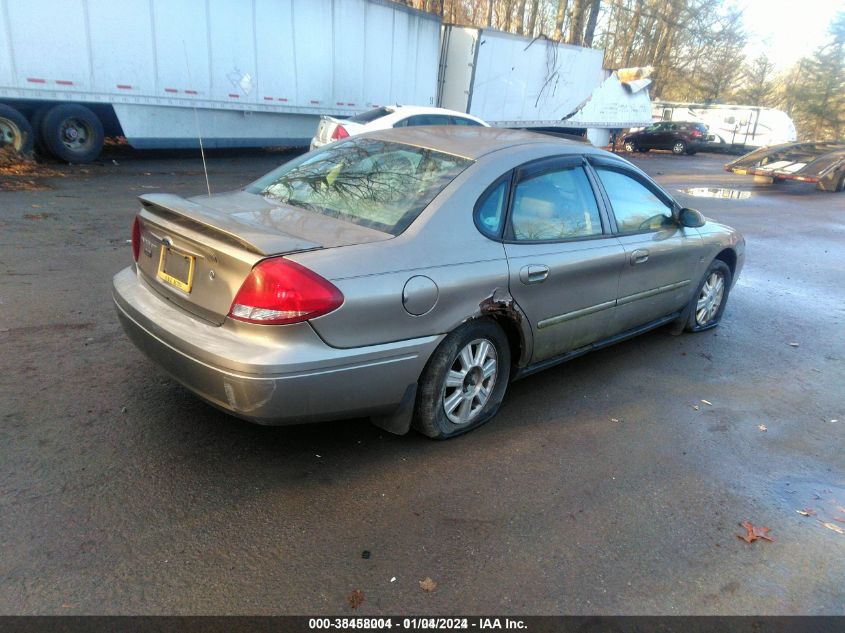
[552,0,568,40]
[582,0,601,46]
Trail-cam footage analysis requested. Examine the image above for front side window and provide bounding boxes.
[510,166,602,241]
[405,114,453,127]
[595,167,673,233]
[247,138,472,236]
[451,116,483,126]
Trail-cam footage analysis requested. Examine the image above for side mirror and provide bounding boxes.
[678,207,705,228]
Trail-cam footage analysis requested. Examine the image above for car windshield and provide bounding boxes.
[246,138,473,236]
[347,107,393,124]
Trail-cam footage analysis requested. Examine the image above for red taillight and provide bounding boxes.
[131,216,141,262]
[691,129,702,138]
[229,258,343,325]
[330,125,349,141]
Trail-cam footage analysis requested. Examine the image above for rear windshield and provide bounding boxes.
[246,138,473,236]
[348,107,393,124]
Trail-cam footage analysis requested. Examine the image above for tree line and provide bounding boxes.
[398,0,845,140]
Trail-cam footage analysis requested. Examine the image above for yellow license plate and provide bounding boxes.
[157,244,195,293]
[733,169,747,175]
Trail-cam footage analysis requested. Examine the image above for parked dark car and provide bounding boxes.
[624,122,711,155]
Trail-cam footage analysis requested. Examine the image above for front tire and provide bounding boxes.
[413,319,511,439]
[624,141,636,153]
[684,260,732,332]
[672,140,687,155]
[41,104,104,163]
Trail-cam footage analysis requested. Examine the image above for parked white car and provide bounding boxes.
[310,105,488,150]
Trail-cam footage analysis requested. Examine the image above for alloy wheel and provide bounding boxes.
[695,271,725,326]
[442,338,498,426]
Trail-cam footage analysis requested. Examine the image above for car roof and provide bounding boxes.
[364,126,592,160]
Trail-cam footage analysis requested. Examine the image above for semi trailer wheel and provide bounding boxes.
[0,104,34,156]
[41,104,104,163]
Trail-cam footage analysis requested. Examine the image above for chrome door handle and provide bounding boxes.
[630,249,649,265]
[519,265,549,284]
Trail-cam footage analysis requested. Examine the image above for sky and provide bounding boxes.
[739,0,845,69]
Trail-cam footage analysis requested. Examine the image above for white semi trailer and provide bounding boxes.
[436,26,652,143]
[0,0,440,162]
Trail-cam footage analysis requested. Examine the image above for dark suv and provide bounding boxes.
[623,121,711,155]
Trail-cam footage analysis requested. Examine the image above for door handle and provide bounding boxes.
[630,249,649,265]
[519,265,549,284]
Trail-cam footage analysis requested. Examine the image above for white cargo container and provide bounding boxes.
[0,0,440,161]
[437,26,605,128]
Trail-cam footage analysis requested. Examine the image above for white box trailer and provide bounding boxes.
[437,26,606,129]
[0,0,440,162]
[652,101,797,150]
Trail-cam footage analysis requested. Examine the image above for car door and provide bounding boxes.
[589,158,704,334]
[637,123,661,149]
[653,123,675,149]
[497,156,627,362]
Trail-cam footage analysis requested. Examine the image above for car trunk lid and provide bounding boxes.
[135,190,390,325]
[315,116,364,144]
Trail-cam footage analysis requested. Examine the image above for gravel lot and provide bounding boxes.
[1,146,843,615]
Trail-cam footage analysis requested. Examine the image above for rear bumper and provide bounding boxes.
[112,267,441,425]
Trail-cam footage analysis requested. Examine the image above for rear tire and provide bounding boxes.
[684,260,732,332]
[413,319,511,440]
[0,104,34,156]
[41,104,104,163]
[672,140,687,155]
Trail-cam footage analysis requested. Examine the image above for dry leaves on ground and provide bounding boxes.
[347,589,364,609]
[419,577,437,592]
[738,521,774,543]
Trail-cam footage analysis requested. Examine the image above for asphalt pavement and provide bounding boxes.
[1,146,843,615]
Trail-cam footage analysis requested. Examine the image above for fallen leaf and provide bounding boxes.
[610,418,620,423]
[822,522,845,535]
[390,577,396,583]
[347,589,364,609]
[701,399,712,406]
[758,424,768,432]
[693,405,700,411]
[737,521,774,543]
[796,509,816,516]
[834,517,845,524]
[788,342,800,347]
[419,577,437,592]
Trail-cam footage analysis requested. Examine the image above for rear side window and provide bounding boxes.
[510,166,602,241]
[595,167,673,233]
[475,179,509,238]
[348,107,392,124]
[248,138,472,236]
